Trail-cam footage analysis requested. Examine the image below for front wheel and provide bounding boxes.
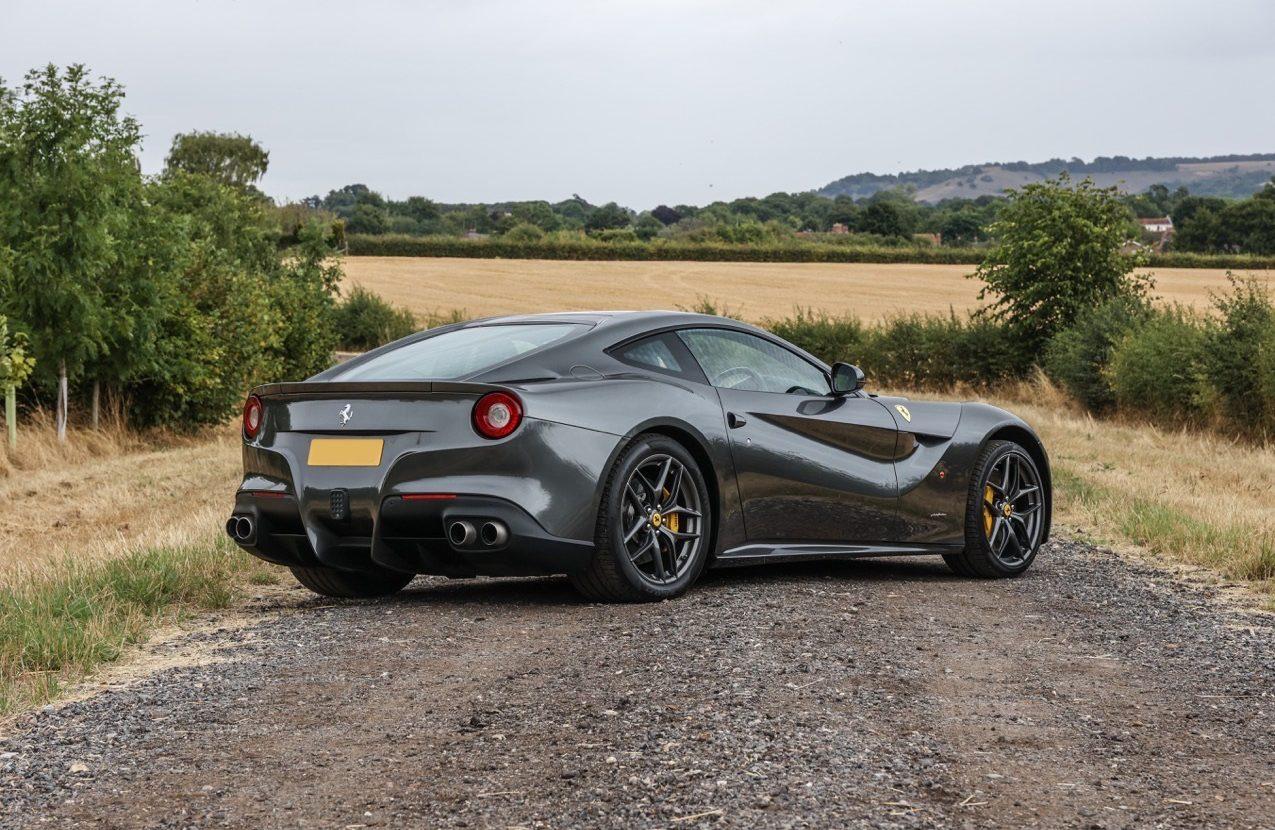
[944,440,1046,578]
[289,564,413,598]
[571,435,712,602]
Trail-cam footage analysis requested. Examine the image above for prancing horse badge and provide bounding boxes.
[338,403,353,426]
[895,404,912,423]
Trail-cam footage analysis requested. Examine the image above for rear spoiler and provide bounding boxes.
[250,381,508,399]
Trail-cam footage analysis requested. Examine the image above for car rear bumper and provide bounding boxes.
[227,490,595,577]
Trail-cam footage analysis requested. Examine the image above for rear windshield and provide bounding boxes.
[334,323,585,381]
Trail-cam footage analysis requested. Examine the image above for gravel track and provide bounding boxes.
[2,539,1272,829]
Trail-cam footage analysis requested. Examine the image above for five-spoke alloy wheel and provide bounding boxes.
[944,439,1047,578]
[571,435,712,602]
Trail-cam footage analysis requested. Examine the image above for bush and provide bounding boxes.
[334,286,418,351]
[1109,307,1212,423]
[765,309,1023,390]
[766,309,866,365]
[591,228,640,243]
[503,222,544,243]
[860,313,1025,389]
[1202,275,1275,430]
[1044,295,1152,411]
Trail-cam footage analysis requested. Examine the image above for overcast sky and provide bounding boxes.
[4,0,1274,208]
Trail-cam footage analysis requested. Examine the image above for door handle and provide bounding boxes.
[727,412,747,429]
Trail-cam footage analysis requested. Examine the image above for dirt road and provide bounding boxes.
[2,540,1271,829]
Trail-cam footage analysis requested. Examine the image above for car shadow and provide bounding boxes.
[297,554,980,611]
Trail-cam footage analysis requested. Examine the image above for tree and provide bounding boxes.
[0,64,144,441]
[634,212,664,241]
[401,196,440,224]
[651,205,682,226]
[973,174,1149,349]
[0,315,36,449]
[939,213,984,246]
[509,201,561,232]
[859,201,911,237]
[585,202,631,232]
[346,203,389,235]
[164,131,269,190]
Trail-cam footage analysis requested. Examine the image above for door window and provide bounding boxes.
[678,329,829,395]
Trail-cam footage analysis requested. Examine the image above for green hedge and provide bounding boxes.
[347,234,1275,269]
[347,234,987,264]
[768,309,1027,390]
[762,276,1275,436]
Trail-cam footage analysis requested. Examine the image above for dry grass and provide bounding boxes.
[0,414,242,587]
[343,257,1271,323]
[931,377,1275,605]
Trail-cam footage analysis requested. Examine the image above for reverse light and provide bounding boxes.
[472,391,523,439]
[243,395,263,439]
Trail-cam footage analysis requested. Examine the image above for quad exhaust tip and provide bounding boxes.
[448,519,508,549]
[480,521,509,547]
[448,520,478,547]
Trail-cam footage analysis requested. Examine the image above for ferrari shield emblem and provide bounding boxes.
[895,404,912,423]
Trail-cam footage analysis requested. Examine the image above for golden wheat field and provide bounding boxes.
[342,257,1270,322]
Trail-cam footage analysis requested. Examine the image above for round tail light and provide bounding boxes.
[472,391,522,439]
[243,395,264,439]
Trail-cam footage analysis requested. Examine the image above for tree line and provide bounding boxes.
[0,65,343,439]
[306,175,1275,256]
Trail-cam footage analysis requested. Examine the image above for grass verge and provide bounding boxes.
[0,535,276,717]
[1053,467,1275,605]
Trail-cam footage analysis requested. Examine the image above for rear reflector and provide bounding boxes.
[248,490,288,499]
[402,493,457,501]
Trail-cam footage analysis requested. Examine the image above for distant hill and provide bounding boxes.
[817,153,1275,203]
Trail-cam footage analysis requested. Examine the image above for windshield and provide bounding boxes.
[335,323,585,381]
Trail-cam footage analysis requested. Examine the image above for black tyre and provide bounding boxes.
[289,564,413,598]
[944,440,1045,578]
[571,435,712,602]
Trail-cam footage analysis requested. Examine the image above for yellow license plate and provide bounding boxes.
[307,438,384,467]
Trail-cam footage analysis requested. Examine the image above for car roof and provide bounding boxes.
[465,309,771,336]
[461,310,826,381]
[315,310,825,383]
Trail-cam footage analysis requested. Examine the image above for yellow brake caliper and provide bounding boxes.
[662,488,679,533]
[983,484,996,537]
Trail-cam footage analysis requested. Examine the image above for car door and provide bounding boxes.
[677,327,902,544]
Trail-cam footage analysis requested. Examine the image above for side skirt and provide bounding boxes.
[711,541,964,569]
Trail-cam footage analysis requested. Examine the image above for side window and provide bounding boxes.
[611,333,706,382]
[618,336,683,373]
[678,328,830,395]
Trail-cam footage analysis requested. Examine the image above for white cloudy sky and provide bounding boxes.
[4,0,1273,207]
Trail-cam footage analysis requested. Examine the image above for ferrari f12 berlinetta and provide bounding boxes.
[228,311,1051,601]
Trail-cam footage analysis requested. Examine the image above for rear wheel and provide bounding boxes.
[944,440,1045,578]
[289,564,413,598]
[571,435,712,602]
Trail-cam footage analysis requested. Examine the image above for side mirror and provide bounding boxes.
[831,362,866,395]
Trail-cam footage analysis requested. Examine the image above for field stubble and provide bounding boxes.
[343,256,1270,323]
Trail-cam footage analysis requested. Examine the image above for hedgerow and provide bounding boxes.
[761,275,1275,438]
[346,234,1275,270]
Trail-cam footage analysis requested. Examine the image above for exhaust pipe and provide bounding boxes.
[448,520,477,547]
[480,521,509,547]
[225,515,256,544]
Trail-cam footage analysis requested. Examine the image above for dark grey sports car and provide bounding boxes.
[227,311,1051,601]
